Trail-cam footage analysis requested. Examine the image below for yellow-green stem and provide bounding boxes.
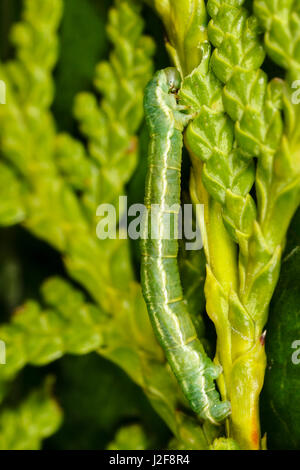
[190,156,264,449]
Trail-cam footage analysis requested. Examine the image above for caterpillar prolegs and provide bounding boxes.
[141,68,230,424]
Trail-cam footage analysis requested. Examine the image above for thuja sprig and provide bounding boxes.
[0,0,87,252]
[206,3,300,449]
[254,0,300,83]
[181,42,267,450]
[73,0,155,216]
[0,162,26,226]
[147,0,208,76]
[181,43,257,249]
[253,0,300,244]
[0,277,104,387]
[0,381,62,450]
[107,424,150,450]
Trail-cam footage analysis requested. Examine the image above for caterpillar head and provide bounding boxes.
[164,68,181,94]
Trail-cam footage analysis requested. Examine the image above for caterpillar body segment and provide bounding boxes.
[141,68,231,424]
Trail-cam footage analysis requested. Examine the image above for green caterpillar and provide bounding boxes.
[141,68,231,424]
